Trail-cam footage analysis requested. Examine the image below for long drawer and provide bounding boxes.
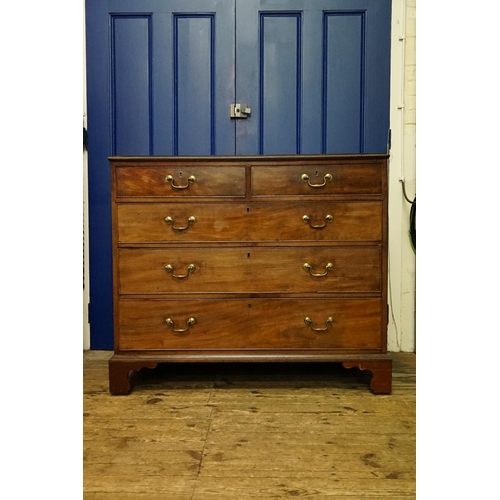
[117,298,383,350]
[117,202,382,243]
[118,246,382,294]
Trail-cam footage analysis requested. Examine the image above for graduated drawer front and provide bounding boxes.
[115,166,246,197]
[118,246,381,294]
[117,202,382,242]
[117,298,382,350]
[252,163,383,196]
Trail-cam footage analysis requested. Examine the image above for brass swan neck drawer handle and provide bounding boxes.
[301,173,332,188]
[165,174,196,189]
[165,264,196,279]
[165,317,196,333]
[303,262,334,277]
[165,215,196,231]
[302,214,333,229]
[304,317,333,332]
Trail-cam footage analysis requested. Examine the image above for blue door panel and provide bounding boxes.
[362,1,392,153]
[261,14,301,155]
[324,12,363,154]
[301,9,324,154]
[175,15,216,155]
[235,0,391,155]
[151,4,235,156]
[150,12,172,155]
[86,0,391,349]
[112,15,152,155]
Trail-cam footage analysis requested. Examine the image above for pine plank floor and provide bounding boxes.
[84,352,416,499]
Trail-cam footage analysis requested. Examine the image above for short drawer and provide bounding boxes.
[118,246,382,294]
[116,201,382,243]
[115,166,246,198]
[252,163,383,196]
[117,298,383,350]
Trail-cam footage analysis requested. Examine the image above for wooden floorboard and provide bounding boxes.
[84,352,416,499]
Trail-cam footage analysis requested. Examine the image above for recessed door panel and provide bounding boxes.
[235,0,391,155]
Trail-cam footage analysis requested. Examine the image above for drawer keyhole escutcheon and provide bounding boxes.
[303,262,334,277]
[304,317,333,332]
[165,317,196,333]
[302,214,333,229]
[165,174,196,189]
[301,173,332,188]
[165,216,196,231]
[165,264,196,279]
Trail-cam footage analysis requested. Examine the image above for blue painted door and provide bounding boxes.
[86,0,236,349]
[235,0,391,154]
[86,0,391,349]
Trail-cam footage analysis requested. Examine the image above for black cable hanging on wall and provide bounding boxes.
[400,179,416,252]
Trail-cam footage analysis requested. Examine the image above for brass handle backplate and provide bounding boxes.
[301,173,332,188]
[165,174,196,189]
[302,214,333,229]
[165,216,196,231]
[165,317,196,333]
[165,264,196,279]
[304,317,333,332]
[303,262,334,277]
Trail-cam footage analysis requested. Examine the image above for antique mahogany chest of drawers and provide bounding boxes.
[108,155,391,394]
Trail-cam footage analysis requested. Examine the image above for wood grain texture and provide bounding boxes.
[344,358,392,394]
[252,163,383,196]
[116,166,246,198]
[116,298,383,350]
[109,358,158,395]
[110,155,390,396]
[84,351,415,498]
[118,246,382,294]
[116,201,383,243]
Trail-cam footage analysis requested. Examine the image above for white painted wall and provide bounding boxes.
[82,0,417,352]
[387,0,416,352]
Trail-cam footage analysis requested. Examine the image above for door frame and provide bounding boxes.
[387,0,415,352]
[83,0,90,350]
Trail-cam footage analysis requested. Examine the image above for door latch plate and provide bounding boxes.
[230,103,251,118]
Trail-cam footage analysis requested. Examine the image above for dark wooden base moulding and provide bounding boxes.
[108,353,392,395]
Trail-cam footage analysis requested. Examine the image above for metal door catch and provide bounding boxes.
[230,104,251,118]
